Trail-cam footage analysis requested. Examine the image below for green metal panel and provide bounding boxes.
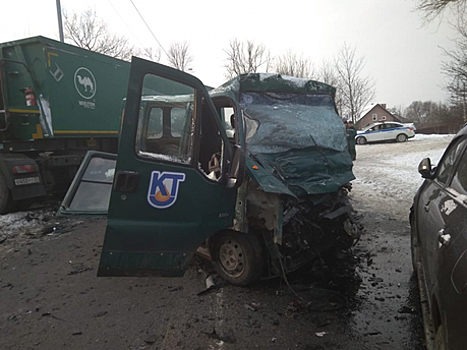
[0,36,130,140]
[98,58,237,277]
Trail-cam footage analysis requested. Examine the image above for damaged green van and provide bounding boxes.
[60,58,359,285]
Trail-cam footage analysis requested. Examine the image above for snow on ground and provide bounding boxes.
[0,209,58,241]
[351,133,454,220]
[0,205,82,244]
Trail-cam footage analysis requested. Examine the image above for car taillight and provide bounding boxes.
[408,127,414,130]
[12,165,36,174]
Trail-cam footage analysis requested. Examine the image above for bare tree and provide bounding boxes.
[224,39,272,79]
[335,44,375,123]
[317,62,344,116]
[167,41,193,72]
[437,9,467,122]
[404,100,461,126]
[416,1,467,124]
[416,0,467,21]
[141,47,161,63]
[64,8,140,61]
[274,50,315,78]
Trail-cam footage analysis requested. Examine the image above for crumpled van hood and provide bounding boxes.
[211,73,355,198]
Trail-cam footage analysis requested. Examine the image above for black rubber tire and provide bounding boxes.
[434,324,446,350]
[396,133,408,142]
[0,172,12,215]
[209,231,264,286]
[356,136,367,145]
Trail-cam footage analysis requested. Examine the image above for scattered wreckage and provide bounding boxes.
[59,59,360,285]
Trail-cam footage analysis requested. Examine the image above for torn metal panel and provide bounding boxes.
[246,182,282,240]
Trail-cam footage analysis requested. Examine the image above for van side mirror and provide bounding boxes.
[226,145,245,188]
[418,158,434,179]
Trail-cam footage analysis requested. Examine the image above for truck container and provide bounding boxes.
[0,36,130,213]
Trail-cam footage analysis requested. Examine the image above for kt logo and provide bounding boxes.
[147,171,186,209]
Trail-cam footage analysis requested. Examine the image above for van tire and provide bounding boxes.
[209,231,264,286]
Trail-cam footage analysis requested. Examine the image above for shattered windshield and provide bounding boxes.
[240,92,346,154]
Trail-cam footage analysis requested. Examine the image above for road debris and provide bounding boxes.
[196,271,221,296]
[204,329,236,344]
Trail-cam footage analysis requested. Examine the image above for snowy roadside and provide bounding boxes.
[0,206,83,246]
[351,133,454,220]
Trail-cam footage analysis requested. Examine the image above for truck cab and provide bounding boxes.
[61,58,358,286]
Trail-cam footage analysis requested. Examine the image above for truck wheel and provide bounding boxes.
[0,173,12,214]
[209,231,264,286]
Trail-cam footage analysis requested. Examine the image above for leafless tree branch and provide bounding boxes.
[224,39,272,79]
[167,41,193,72]
[334,43,375,123]
[63,8,139,61]
[274,50,315,78]
[416,0,467,22]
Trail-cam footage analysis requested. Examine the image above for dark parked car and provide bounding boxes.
[410,124,467,350]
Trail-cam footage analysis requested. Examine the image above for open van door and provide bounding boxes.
[58,151,116,216]
[97,58,237,277]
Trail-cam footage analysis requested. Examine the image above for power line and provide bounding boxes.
[128,0,168,57]
[107,0,145,49]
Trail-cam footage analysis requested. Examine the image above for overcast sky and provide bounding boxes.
[1,0,458,108]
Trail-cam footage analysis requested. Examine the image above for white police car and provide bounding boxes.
[356,122,415,145]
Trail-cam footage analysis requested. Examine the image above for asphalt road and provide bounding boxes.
[0,136,451,350]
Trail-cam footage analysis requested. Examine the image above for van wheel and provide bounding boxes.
[434,324,446,350]
[209,231,264,286]
[356,136,367,145]
[396,134,408,142]
[0,173,13,215]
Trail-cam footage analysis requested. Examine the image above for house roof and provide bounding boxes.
[358,104,401,123]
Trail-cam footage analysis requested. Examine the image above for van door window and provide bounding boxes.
[135,74,195,165]
[171,108,186,137]
[147,107,163,139]
[221,107,235,141]
[198,99,225,181]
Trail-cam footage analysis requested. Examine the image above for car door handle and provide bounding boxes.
[114,171,139,192]
[438,229,451,247]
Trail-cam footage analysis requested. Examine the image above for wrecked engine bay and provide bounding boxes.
[232,179,359,280]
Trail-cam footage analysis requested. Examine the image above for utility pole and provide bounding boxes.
[56,0,64,42]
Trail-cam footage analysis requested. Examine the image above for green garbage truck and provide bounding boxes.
[0,36,130,213]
